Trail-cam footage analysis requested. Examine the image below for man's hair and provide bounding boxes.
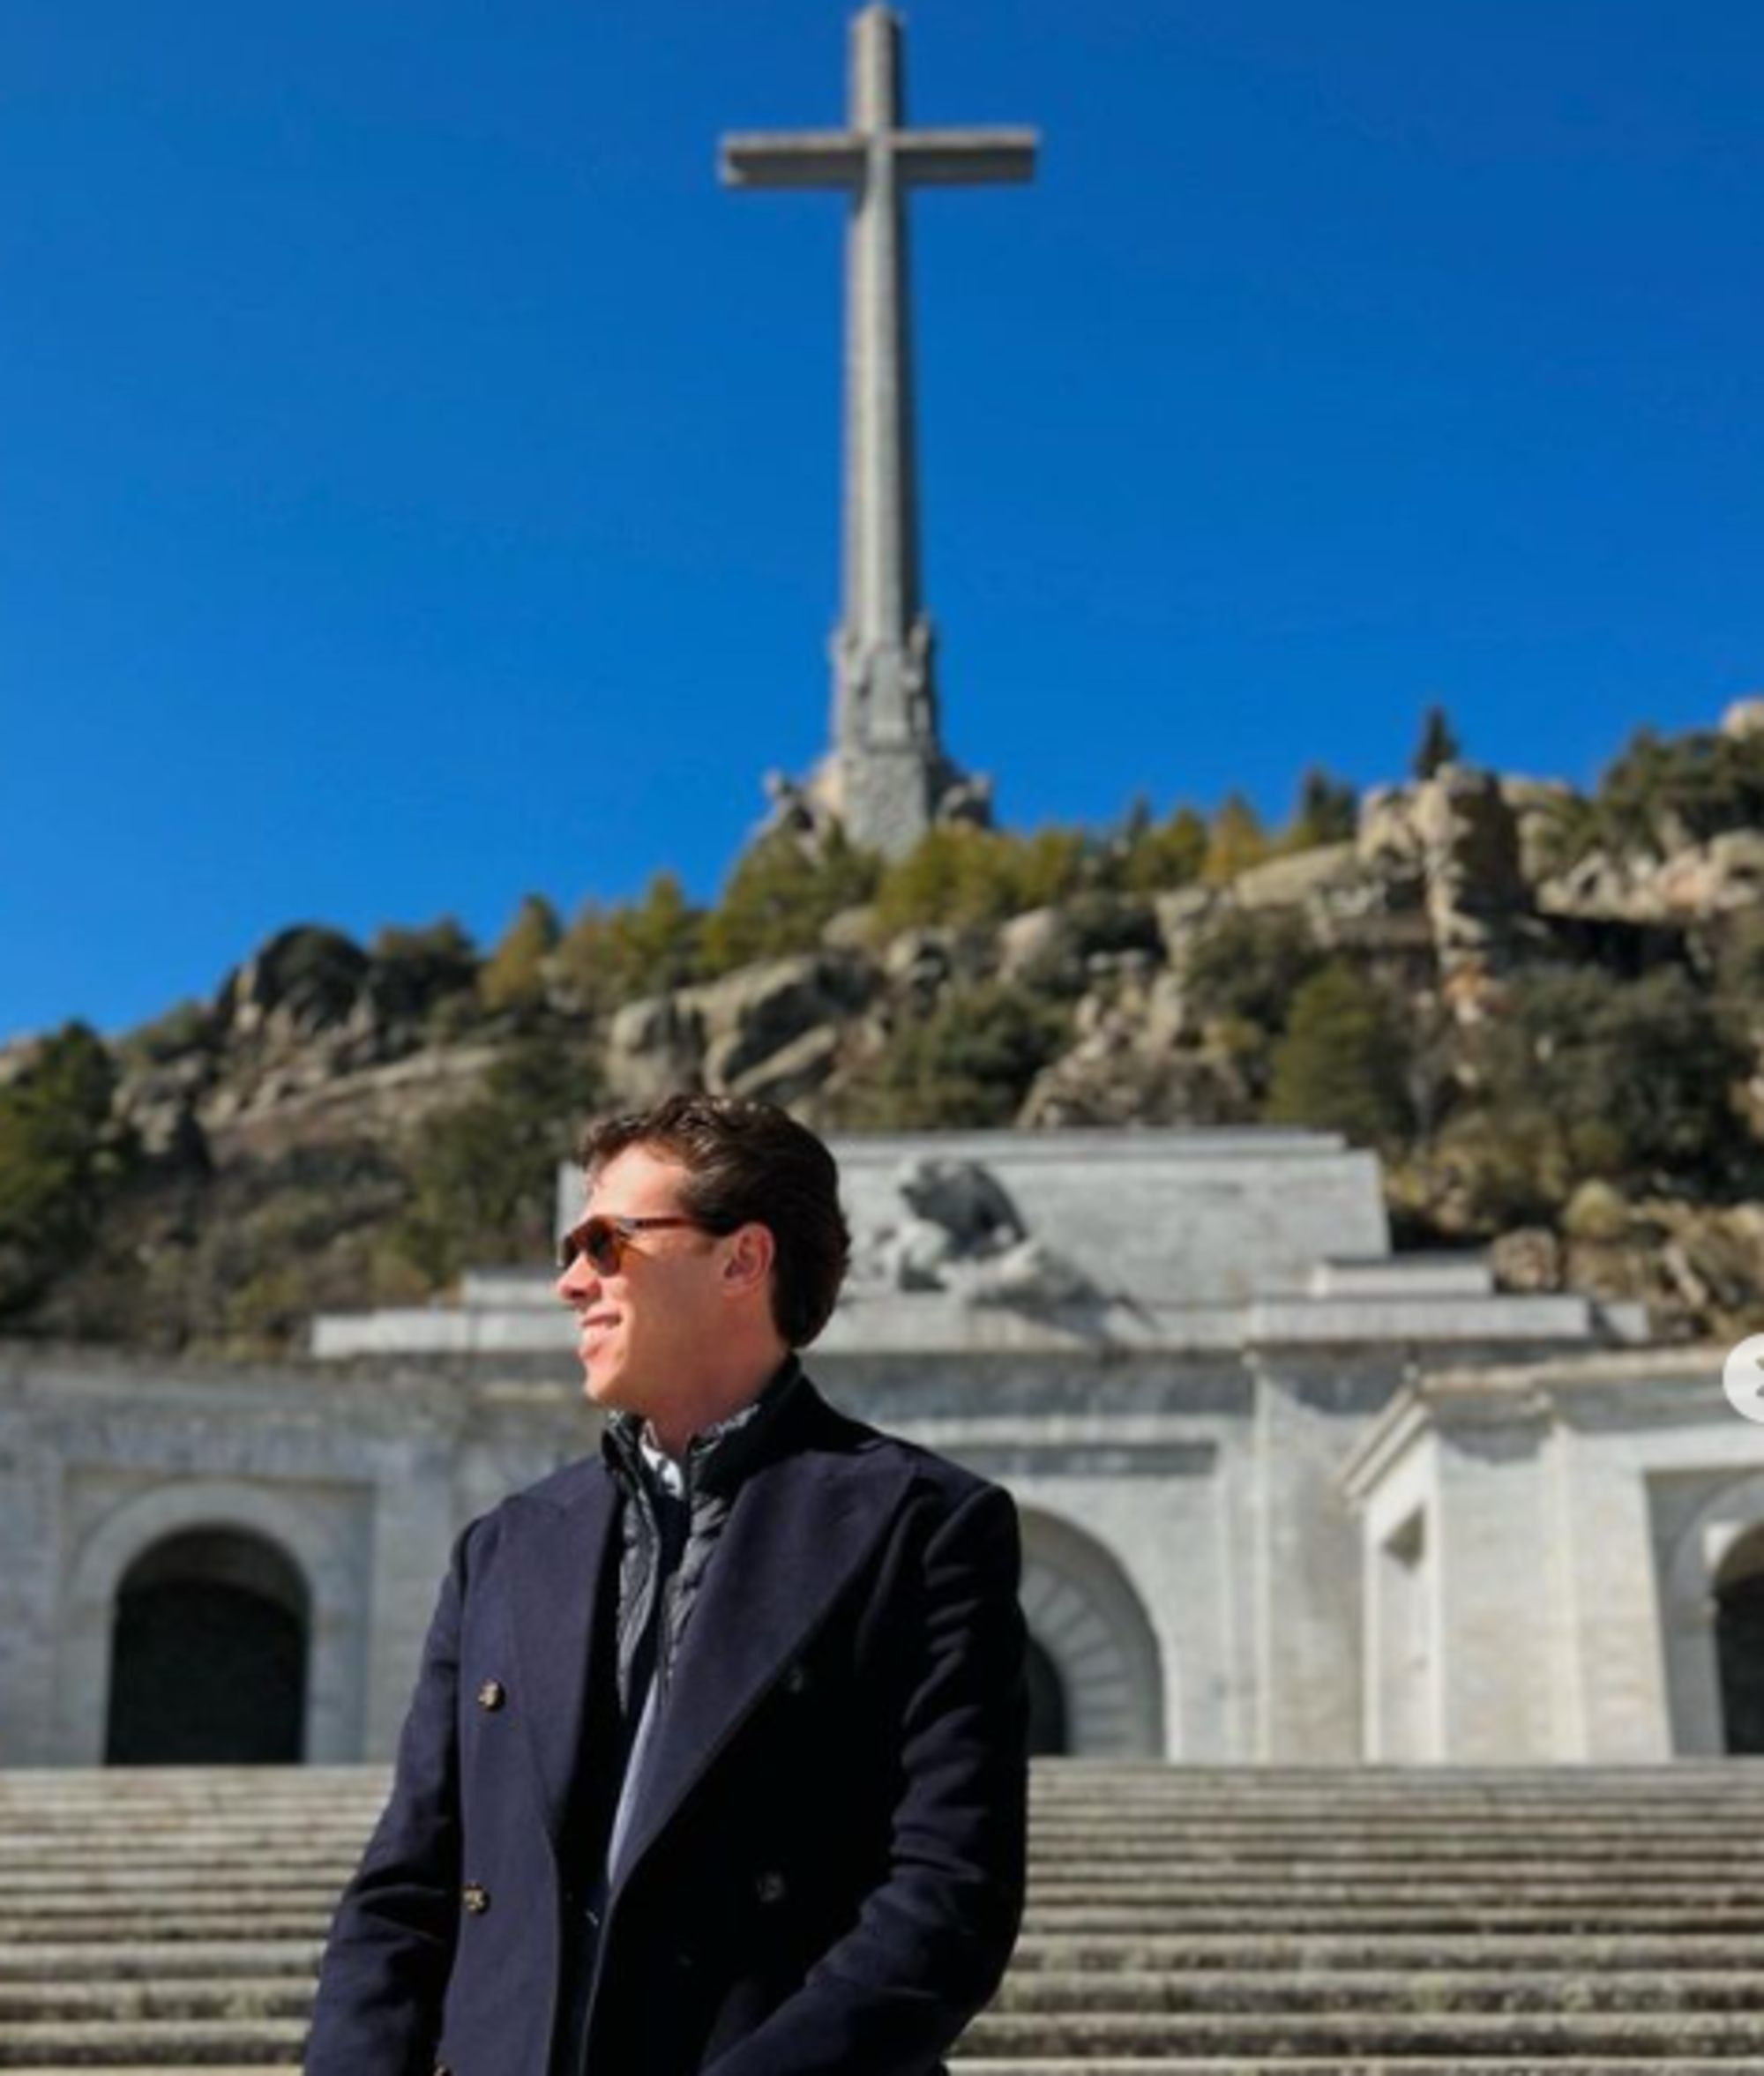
[578,1094,850,1348]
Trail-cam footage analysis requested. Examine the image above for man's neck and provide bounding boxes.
[644,1351,790,1462]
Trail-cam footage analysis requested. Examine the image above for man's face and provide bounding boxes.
[555,1144,725,1424]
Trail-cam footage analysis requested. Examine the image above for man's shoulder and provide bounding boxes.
[502,1452,608,1514]
[796,1374,1007,1512]
[457,1453,609,1561]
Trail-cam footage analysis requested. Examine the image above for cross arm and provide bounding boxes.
[895,130,1039,186]
[721,131,867,190]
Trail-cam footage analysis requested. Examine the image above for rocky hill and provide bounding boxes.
[8,704,1764,1355]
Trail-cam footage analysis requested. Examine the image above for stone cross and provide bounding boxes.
[722,5,1036,857]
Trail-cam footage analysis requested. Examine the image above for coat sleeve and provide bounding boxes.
[303,1528,470,2075]
[706,1479,1029,2076]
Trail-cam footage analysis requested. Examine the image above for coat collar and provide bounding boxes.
[504,1378,912,1871]
[609,1380,913,1892]
[601,1353,805,1503]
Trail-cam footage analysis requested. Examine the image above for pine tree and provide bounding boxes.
[701,827,881,975]
[1266,964,1412,1148]
[1286,766,1357,851]
[1201,793,1269,884]
[1413,703,1461,780]
[0,1024,132,1317]
[479,895,562,1012]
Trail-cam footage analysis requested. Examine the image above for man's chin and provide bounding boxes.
[580,1363,633,1416]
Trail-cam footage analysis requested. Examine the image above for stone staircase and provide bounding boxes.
[1,1762,1762,2072]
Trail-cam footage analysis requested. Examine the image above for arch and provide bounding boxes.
[1715,1526,1764,1594]
[1715,1524,1764,1757]
[1017,1505,1166,1758]
[59,1480,365,1766]
[107,1528,310,1764]
[1657,1472,1764,1758]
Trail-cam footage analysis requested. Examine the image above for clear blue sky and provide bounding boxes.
[4,2,1764,1042]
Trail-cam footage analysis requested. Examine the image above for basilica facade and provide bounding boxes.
[3,1124,1760,1774]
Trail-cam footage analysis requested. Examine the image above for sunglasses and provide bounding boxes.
[556,1213,714,1276]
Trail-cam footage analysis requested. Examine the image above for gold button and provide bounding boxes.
[476,1678,506,1713]
[462,1882,490,1915]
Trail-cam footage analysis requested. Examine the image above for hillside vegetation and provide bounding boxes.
[9,704,1764,1354]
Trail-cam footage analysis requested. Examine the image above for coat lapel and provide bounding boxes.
[609,1433,913,1892]
[505,1465,619,1852]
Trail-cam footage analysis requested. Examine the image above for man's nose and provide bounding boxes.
[557,1252,599,1304]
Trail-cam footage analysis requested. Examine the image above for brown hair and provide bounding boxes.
[578,1094,850,1348]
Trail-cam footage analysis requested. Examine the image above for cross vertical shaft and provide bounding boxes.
[722,5,1036,856]
[845,8,918,697]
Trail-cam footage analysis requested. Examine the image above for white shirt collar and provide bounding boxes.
[637,1390,770,1499]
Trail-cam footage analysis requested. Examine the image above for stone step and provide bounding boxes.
[986,1974,1764,2018]
[957,2013,1764,2056]
[1018,1907,1764,1933]
[0,1996,311,2027]
[10,1901,1760,1934]
[0,1921,325,1948]
[1005,1935,1764,1972]
[953,2065,1764,2074]
[0,1954,317,1987]
[11,1932,1764,1983]
[19,1788,1760,1803]
[13,1833,1761,1869]
[26,1822,1754,1851]
[13,1868,1760,1901]
[11,1904,1764,1940]
[4,1764,1763,2072]
[20,1811,1760,1833]
[10,1769,1759,1803]
[4,2013,1764,2068]
[0,2021,303,2068]
[4,2067,1760,2076]
[11,1970,1764,2025]
[1024,1872,1760,1893]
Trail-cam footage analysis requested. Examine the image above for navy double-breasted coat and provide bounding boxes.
[304,1379,1028,2076]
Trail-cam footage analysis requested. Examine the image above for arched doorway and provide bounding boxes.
[1715,1528,1764,1757]
[106,1529,310,1765]
[1019,1508,1166,1757]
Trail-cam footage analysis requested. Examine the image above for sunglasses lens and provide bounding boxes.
[559,1220,624,1275]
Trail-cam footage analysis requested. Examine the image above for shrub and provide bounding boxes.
[1714,910,1764,1038]
[479,895,562,1013]
[1467,965,1745,1204]
[368,917,480,1026]
[552,873,705,1014]
[873,825,1092,935]
[834,982,1071,1130]
[700,827,882,975]
[116,998,215,1069]
[1202,794,1271,884]
[1590,726,1764,861]
[1115,800,1209,893]
[234,926,368,1034]
[1284,766,1358,852]
[1413,703,1461,780]
[1266,963,1414,1149]
[395,1027,601,1285]
[1184,910,1327,1034]
[0,1024,133,1318]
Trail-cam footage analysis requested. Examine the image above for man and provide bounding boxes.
[306,1094,1028,2076]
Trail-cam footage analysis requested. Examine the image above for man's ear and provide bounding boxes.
[721,1223,775,1297]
